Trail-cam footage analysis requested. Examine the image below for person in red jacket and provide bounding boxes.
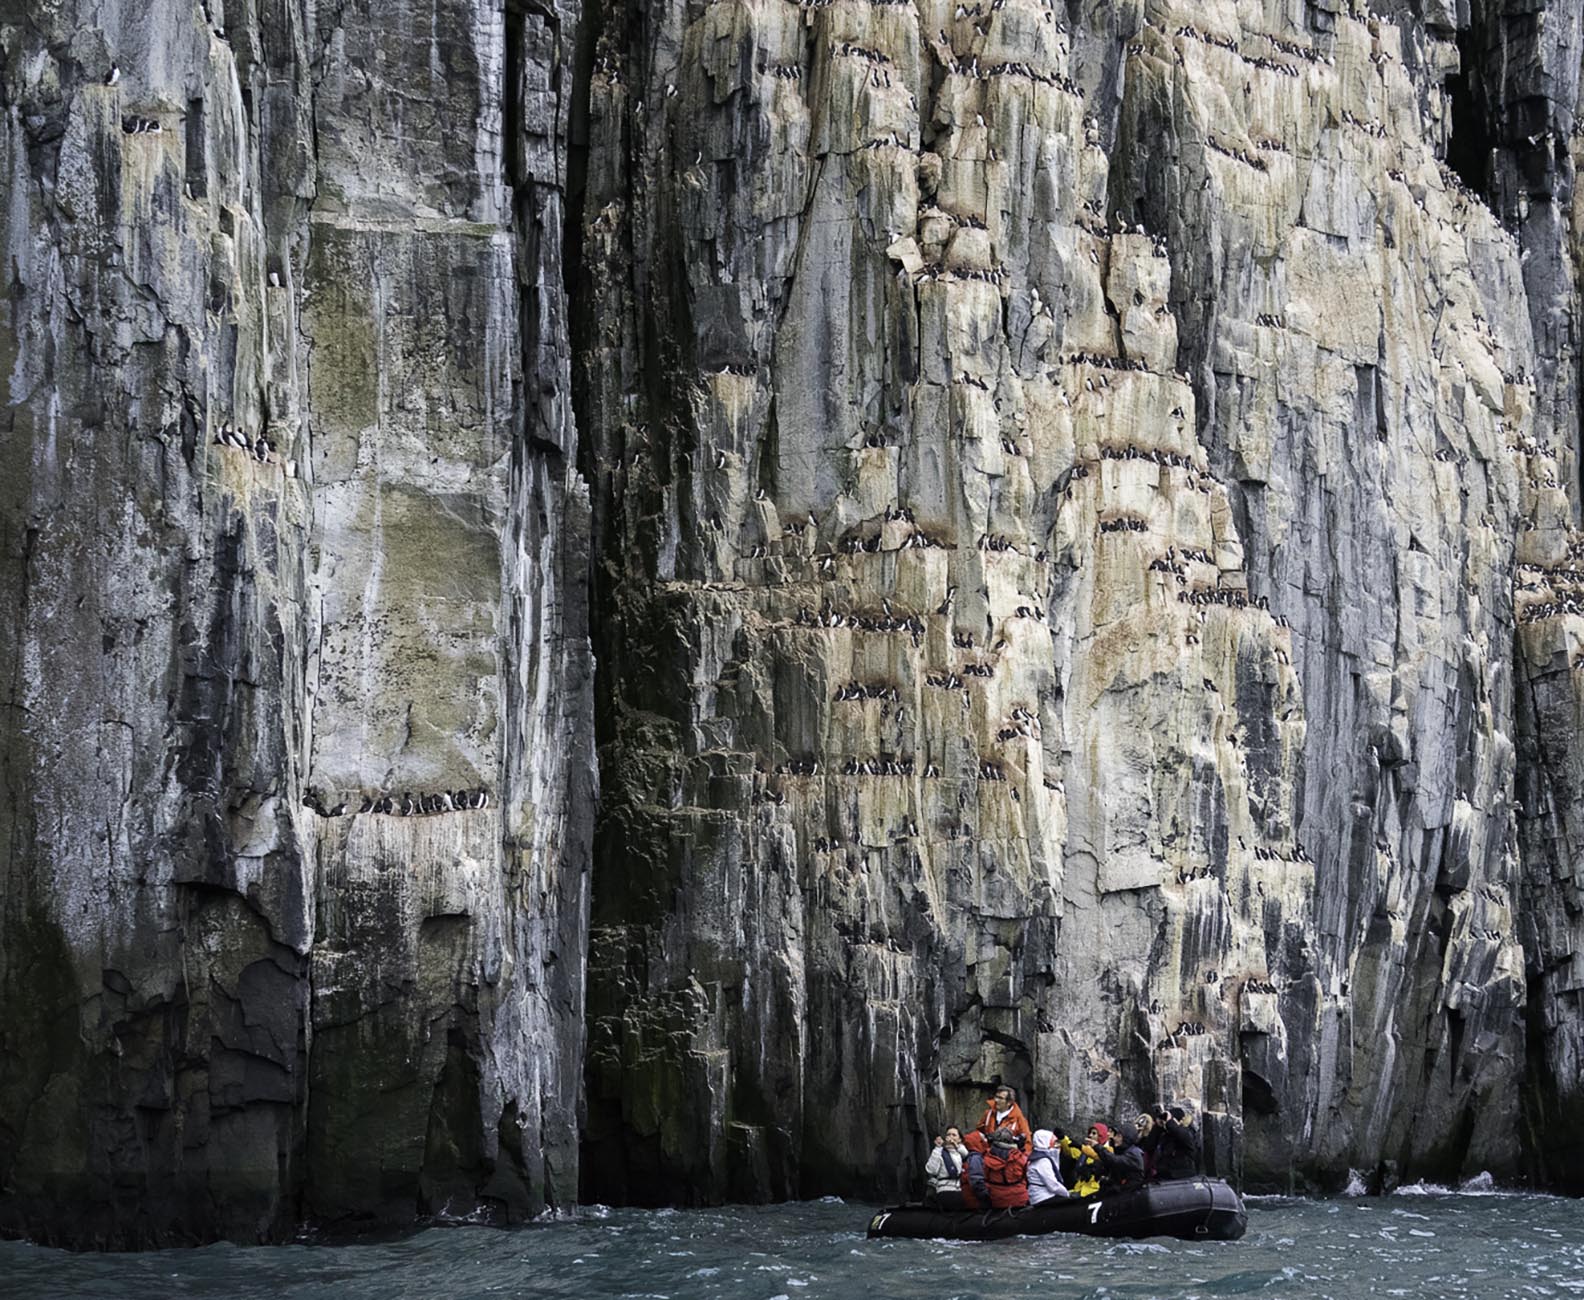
[960,1129,1030,1210]
[975,1084,1032,1148]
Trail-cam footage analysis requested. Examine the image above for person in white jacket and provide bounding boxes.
[924,1126,970,1208]
[1026,1129,1070,1204]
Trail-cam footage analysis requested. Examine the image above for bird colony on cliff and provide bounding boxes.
[1,0,1583,1249]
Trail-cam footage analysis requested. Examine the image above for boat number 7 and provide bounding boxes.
[1089,1201,1103,1225]
[872,1213,890,1232]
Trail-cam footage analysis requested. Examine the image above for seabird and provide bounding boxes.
[269,270,281,287]
[106,65,120,86]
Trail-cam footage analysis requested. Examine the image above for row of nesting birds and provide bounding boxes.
[751,755,1041,782]
[213,424,292,471]
[303,788,492,817]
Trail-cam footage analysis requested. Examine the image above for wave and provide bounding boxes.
[1394,1172,1557,1199]
[1247,1170,1546,1203]
[436,1203,501,1226]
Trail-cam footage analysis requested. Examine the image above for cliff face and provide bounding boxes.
[577,0,1583,1203]
[0,0,592,1246]
[1,0,1582,1248]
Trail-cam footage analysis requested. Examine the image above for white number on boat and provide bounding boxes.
[871,1213,890,1232]
[1089,1201,1103,1224]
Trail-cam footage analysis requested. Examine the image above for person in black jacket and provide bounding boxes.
[1134,1110,1162,1179]
[1152,1105,1202,1180]
[1095,1122,1147,1191]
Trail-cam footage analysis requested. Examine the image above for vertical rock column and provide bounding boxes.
[1513,70,1584,1189]
[574,0,1305,1202]
[1458,0,1584,1195]
[1513,448,1584,1193]
[0,2,314,1246]
[1116,1,1531,1184]
[0,0,592,1243]
[299,0,592,1224]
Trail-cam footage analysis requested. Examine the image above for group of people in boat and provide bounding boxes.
[923,1086,1203,1210]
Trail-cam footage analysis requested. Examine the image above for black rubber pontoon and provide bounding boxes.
[865,1177,1247,1241]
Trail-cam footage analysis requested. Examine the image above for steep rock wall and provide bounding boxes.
[579,0,1578,1202]
[0,0,592,1246]
[3,0,1584,1249]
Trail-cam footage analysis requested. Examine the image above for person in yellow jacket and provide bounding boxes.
[1054,1121,1110,1197]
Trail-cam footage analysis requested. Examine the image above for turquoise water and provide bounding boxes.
[4,1184,1581,1299]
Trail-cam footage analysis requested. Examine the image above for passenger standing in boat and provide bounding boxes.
[924,1127,970,1208]
[1152,1105,1203,1179]
[1026,1130,1069,1203]
[975,1085,1032,1148]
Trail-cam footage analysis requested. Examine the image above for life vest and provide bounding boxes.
[939,1145,960,1179]
[1058,1134,1102,1197]
[982,1147,1029,1208]
[976,1102,1032,1147]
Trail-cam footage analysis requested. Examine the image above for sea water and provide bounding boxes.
[4,1181,1581,1300]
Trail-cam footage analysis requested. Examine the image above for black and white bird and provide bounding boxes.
[106,65,120,86]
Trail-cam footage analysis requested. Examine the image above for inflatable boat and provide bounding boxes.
[865,1177,1247,1242]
